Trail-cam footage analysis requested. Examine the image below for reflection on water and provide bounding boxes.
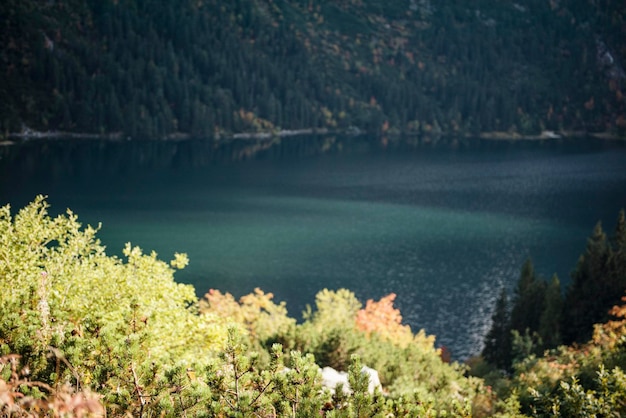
[2,135,626,359]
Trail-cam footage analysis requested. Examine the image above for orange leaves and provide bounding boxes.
[200,289,243,323]
[356,293,402,332]
[202,288,427,350]
[355,293,413,347]
[592,295,626,348]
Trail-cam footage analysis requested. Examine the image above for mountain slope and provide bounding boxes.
[1,0,624,138]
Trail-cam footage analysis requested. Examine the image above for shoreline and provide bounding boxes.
[4,127,340,143]
[4,127,624,145]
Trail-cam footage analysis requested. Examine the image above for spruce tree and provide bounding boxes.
[611,209,626,280]
[538,274,563,349]
[510,258,546,335]
[482,288,512,370]
[562,222,611,344]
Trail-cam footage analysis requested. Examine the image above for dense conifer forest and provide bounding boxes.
[1,0,625,139]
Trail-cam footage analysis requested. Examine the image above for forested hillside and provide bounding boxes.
[1,0,625,139]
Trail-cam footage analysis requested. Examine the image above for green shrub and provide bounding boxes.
[1,197,494,417]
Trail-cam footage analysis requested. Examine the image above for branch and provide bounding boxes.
[130,362,146,417]
[48,346,81,390]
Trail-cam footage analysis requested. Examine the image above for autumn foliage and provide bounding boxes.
[593,295,626,349]
[0,355,104,417]
[355,293,413,347]
[199,288,295,341]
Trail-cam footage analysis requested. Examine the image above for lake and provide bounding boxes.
[2,135,625,359]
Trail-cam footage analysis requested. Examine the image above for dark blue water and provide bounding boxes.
[2,136,625,359]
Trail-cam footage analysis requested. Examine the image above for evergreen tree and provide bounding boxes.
[1,0,623,138]
[562,222,612,344]
[510,259,546,336]
[538,274,563,349]
[615,209,626,249]
[610,209,626,281]
[482,288,512,370]
[484,260,561,370]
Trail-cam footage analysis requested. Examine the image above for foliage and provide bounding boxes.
[482,259,563,372]
[293,290,481,413]
[529,367,626,417]
[537,275,562,349]
[510,259,547,340]
[0,197,494,416]
[298,288,363,370]
[482,288,512,371]
[502,274,626,415]
[200,328,327,417]
[13,198,626,417]
[1,0,625,138]
[199,288,296,344]
[562,210,626,344]
[0,196,228,415]
[0,354,104,417]
[476,208,626,416]
[509,323,626,416]
[179,285,487,414]
[355,293,413,347]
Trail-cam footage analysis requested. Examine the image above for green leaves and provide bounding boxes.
[1,197,493,417]
[0,197,229,415]
[530,367,626,417]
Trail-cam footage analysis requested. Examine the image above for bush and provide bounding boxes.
[0,196,228,415]
[1,197,492,416]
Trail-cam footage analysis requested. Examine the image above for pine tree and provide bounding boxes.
[538,274,563,349]
[482,288,512,370]
[610,209,626,283]
[510,258,546,335]
[562,222,611,344]
[615,209,626,249]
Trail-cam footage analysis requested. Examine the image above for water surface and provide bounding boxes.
[2,136,625,359]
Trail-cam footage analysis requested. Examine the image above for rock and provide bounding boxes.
[321,367,350,394]
[360,366,382,394]
[320,365,382,395]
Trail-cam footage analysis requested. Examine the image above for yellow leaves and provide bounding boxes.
[122,242,141,259]
[320,106,337,127]
[199,289,243,323]
[170,253,189,270]
[199,288,295,341]
[237,108,275,132]
[309,288,361,329]
[0,197,228,385]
